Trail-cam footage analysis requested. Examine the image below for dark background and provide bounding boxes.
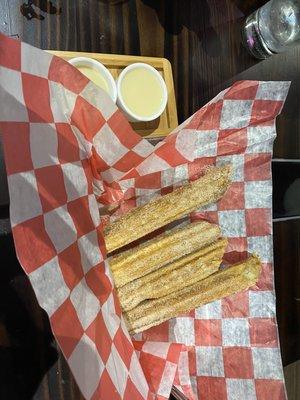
[0,1,299,399]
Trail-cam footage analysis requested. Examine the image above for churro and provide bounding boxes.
[125,254,261,334]
[119,238,227,311]
[110,221,221,288]
[104,165,231,252]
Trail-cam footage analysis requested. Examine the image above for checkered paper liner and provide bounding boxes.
[0,33,290,400]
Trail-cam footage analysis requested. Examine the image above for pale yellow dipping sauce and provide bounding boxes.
[120,67,164,117]
[77,65,109,93]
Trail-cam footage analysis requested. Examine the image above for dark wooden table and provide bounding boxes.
[0,1,299,399]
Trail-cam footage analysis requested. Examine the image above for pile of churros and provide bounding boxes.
[104,165,261,334]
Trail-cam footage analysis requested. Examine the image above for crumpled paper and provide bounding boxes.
[0,33,290,400]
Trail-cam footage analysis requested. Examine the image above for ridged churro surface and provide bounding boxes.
[119,238,227,311]
[110,221,221,288]
[104,165,231,252]
[125,254,261,334]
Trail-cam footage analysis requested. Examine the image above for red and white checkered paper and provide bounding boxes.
[0,33,290,400]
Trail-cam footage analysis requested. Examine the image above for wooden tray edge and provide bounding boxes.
[47,50,178,138]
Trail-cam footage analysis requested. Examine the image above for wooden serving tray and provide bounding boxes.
[48,51,178,138]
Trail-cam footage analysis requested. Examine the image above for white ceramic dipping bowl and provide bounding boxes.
[116,62,168,122]
[69,56,117,103]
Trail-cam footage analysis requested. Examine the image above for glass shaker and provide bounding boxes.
[242,0,300,59]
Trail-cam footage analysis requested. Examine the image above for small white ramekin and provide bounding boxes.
[69,57,117,103]
[116,62,168,122]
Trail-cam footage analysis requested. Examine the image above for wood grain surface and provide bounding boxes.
[0,1,300,399]
[284,360,300,400]
[273,220,300,367]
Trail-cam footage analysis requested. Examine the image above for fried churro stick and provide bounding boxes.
[119,238,228,311]
[104,165,231,252]
[110,221,221,288]
[125,254,261,334]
